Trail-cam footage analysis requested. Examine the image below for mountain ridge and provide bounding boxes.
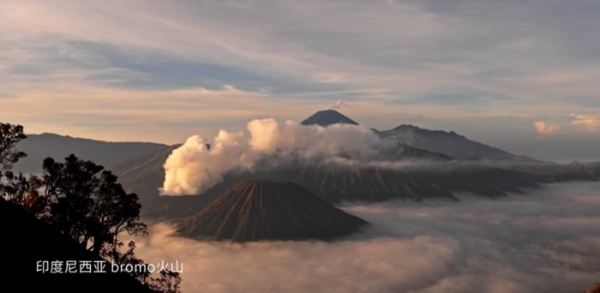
[13,133,167,174]
[375,123,535,161]
[32,132,164,144]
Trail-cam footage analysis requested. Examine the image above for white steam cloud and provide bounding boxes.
[160,119,381,195]
[134,181,600,293]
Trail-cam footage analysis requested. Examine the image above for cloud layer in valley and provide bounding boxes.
[133,181,600,293]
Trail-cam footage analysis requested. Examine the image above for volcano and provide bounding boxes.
[175,181,369,242]
[375,124,536,161]
[300,109,359,126]
[113,109,600,222]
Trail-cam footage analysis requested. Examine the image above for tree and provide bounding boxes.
[151,270,183,293]
[0,123,27,170]
[0,123,181,293]
[36,155,147,256]
[0,123,32,207]
[31,156,182,291]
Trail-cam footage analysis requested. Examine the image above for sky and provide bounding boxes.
[1,0,599,147]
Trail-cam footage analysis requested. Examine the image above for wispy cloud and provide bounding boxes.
[0,0,599,143]
[534,121,561,136]
[569,114,600,132]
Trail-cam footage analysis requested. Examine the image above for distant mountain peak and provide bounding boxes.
[300,109,359,126]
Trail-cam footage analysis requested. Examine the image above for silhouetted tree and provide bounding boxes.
[0,123,27,170]
[0,123,181,292]
[36,155,147,255]
[147,268,183,293]
[0,123,33,206]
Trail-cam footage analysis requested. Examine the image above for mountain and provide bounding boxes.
[111,112,598,221]
[113,140,455,201]
[13,133,167,174]
[375,142,455,161]
[375,124,536,161]
[174,180,369,242]
[301,109,359,126]
[132,153,600,222]
[300,110,531,161]
[113,144,181,198]
[140,160,561,220]
[0,198,155,292]
[492,160,600,180]
[12,111,599,227]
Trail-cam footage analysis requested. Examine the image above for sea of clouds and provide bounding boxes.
[133,181,600,293]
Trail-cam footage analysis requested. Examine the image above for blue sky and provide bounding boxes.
[0,0,599,147]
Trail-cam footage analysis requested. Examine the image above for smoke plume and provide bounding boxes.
[329,100,346,110]
[160,119,381,195]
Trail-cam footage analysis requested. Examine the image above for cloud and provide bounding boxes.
[160,119,382,195]
[569,114,600,132]
[534,121,560,135]
[1,0,600,145]
[132,181,600,293]
[0,83,327,144]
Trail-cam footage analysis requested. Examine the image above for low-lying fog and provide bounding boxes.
[133,181,600,293]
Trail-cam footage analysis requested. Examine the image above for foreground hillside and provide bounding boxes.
[0,198,155,292]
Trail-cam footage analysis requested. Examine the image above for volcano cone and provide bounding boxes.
[175,180,369,242]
